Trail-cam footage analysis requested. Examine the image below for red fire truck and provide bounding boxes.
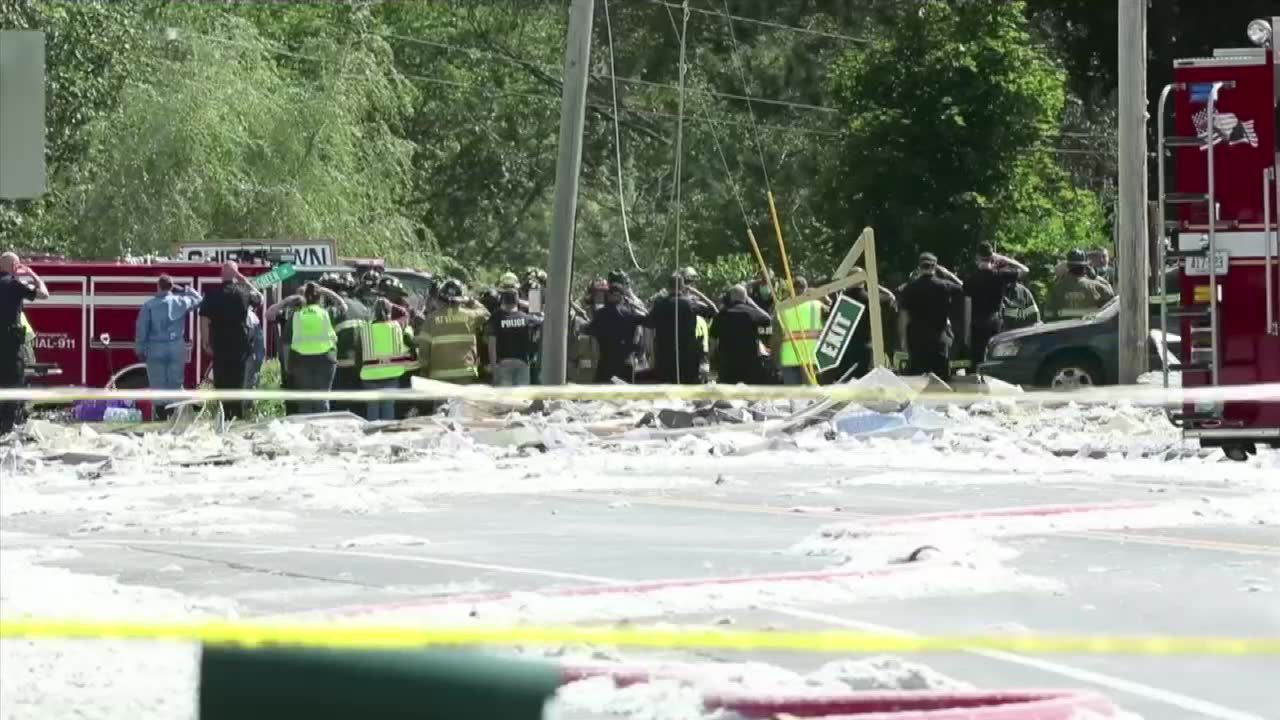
[22,258,270,390]
[1156,17,1280,460]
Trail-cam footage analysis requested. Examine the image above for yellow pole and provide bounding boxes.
[767,191,796,298]
[764,193,817,386]
[746,229,773,289]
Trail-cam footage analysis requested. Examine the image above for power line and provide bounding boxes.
[377,28,842,116]
[644,0,870,44]
[592,72,839,114]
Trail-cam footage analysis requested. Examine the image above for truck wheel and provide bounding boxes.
[1222,443,1254,462]
[112,369,149,390]
[1037,353,1103,390]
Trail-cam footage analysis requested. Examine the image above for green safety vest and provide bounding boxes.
[778,300,823,367]
[694,315,710,354]
[19,311,33,344]
[290,304,337,356]
[360,320,411,381]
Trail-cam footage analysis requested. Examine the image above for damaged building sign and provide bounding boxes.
[815,295,866,373]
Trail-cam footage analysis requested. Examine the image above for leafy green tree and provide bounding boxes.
[825,0,1104,285]
[54,14,428,263]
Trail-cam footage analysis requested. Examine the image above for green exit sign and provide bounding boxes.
[253,263,296,289]
[814,295,865,372]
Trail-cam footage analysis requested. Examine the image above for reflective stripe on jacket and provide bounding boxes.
[360,320,412,381]
[291,304,337,355]
[778,300,823,367]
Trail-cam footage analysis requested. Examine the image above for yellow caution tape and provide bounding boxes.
[1,619,1277,656]
[3,381,1280,406]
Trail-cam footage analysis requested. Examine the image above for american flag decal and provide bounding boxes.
[1192,109,1259,149]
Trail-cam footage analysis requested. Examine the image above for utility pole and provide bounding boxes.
[541,0,595,386]
[1117,0,1150,384]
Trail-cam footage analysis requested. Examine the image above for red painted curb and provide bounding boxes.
[315,562,935,619]
[828,500,1160,534]
[562,663,1119,719]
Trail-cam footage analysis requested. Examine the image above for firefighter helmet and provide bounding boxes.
[498,271,520,290]
[678,266,700,284]
[358,270,382,291]
[1066,248,1088,266]
[607,269,631,287]
[378,274,407,298]
[439,278,466,302]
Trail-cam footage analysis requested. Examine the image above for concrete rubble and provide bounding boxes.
[0,367,1247,477]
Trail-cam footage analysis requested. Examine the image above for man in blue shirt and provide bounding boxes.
[135,275,202,418]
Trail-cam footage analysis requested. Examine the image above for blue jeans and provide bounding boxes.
[144,342,188,412]
[363,377,399,421]
[493,361,531,387]
[289,352,336,414]
[780,365,812,386]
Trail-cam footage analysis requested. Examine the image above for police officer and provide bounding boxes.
[486,280,542,387]
[773,277,824,386]
[964,242,1028,365]
[585,279,647,383]
[417,279,489,384]
[644,273,713,384]
[897,253,965,380]
[360,298,415,421]
[0,253,49,435]
[1047,249,1115,320]
[266,282,347,414]
[710,284,772,384]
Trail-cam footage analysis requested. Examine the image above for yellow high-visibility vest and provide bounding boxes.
[778,300,823,367]
[360,320,411,381]
[291,305,337,356]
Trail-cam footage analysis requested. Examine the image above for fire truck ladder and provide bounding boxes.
[1155,81,1232,428]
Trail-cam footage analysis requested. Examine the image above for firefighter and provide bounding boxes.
[266,282,346,414]
[897,253,965,381]
[1047,249,1115,320]
[416,278,489,384]
[326,272,372,418]
[360,298,415,421]
[1000,280,1041,331]
[772,276,824,386]
[134,274,203,420]
[1,254,48,435]
[18,312,35,368]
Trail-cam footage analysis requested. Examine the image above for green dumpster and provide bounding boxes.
[200,646,563,720]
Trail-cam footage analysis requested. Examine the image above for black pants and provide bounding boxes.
[331,365,364,418]
[969,317,1002,366]
[595,358,633,384]
[908,338,952,382]
[0,345,24,437]
[212,345,249,421]
[290,352,337,415]
[717,359,765,385]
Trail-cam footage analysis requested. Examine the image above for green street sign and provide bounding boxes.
[814,294,865,372]
[253,263,296,289]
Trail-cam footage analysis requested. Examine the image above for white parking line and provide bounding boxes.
[770,606,1266,720]
[79,539,621,585]
[75,537,1265,720]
